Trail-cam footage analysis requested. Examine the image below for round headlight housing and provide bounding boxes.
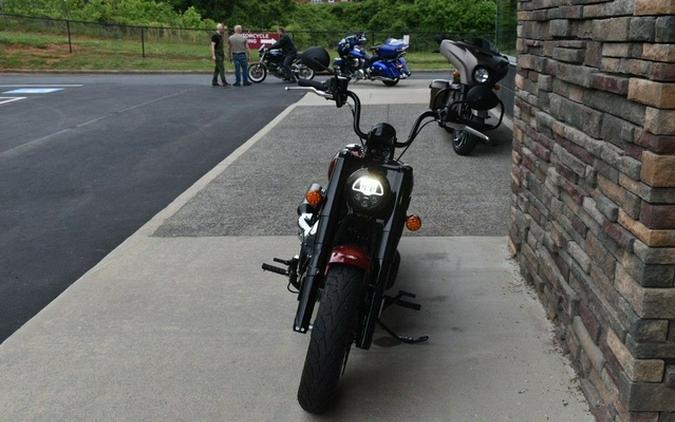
[346,169,391,214]
[473,66,490,84]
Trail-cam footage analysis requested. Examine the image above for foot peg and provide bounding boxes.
[261,263,289,276]
[262,256,300,292]
[383,290,422,311]
[396,298,421,311]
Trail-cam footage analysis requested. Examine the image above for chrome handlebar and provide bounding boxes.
[284,86,333,100]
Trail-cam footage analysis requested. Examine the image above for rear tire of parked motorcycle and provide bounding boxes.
[297,265,364,414]
[382,78,400,86]
[247,64,267,83]
[294,65,315,81]
[449,129,478,156]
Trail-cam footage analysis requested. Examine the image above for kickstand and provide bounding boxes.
[377,319,429,344]
[377,289,429,344]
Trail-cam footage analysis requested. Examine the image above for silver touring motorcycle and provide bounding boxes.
[262,47,493,414]
[431,37,510,155]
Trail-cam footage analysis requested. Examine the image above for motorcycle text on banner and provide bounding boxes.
[262,47,490,414]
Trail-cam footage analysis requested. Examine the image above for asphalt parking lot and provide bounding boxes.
[0,74,303,342]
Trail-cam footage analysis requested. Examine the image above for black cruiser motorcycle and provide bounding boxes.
[247,46,315,83]
[262,48,490,413]
[430,37,509,155]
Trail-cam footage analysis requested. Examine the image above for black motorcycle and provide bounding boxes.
[430,37,509,155]
[262,48,489,413]
[247,46,315,83]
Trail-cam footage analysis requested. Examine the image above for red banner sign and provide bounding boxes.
[244,32,280,50]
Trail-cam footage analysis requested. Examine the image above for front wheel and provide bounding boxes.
[448,128,478,155]
[247,63,267,83]
[297,265,364,414]
[382,77,399,86]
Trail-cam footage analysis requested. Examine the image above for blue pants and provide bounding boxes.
[233,53,249,84]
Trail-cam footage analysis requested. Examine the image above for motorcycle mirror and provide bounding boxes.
[434,33,448,45]
[300,47,331,72]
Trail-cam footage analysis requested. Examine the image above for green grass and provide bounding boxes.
[0,30,451,72]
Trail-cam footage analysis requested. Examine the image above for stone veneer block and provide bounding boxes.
[619,210,675,247]
[607,329,665,382]
[645,108,675,135]
[615,265,675,318]
[642,44,675,62]
[640,151,675,188]
[635,0,675,16]
[628,79,675,109]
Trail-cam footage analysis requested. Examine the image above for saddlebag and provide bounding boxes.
[429,79,450,110]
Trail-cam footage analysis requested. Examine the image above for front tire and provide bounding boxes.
[446,88,478,155]
[449,129,478,155]
[297,265,364,414]
[382,77,399,86]
[247,63,267,83]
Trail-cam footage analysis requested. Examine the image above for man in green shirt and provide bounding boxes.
[211,23,230,87]
[228,25,252,86]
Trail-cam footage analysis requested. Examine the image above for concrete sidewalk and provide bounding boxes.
[0,83,592,421]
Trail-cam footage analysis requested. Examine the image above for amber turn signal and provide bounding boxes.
[306,189,324,208]
[405,215,422,231]
[452,70,461,82]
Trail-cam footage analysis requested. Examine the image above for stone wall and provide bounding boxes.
[510,0,675,420]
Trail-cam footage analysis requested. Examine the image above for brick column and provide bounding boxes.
[511,0,675,420]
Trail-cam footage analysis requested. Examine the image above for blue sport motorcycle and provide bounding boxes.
[334,33,411,86]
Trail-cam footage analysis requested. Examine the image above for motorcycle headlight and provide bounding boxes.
[473,67,490,84]
[347,170,391,214]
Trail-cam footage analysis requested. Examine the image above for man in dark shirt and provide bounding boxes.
[269,27,298,82]
[211,23,229,87]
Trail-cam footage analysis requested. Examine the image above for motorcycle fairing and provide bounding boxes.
[350,47,367,60]
[440,39,510,86]
[439,40,478,85]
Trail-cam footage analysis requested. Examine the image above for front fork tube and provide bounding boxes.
[293,157,346,333]
[357,194,411,349]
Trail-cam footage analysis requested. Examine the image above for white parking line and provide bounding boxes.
[0,97,26,106]
[0,84,83,88]
[3,88,64,94]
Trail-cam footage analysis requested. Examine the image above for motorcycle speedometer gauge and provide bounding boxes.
[346,169,391,215]
[473,66,490,84]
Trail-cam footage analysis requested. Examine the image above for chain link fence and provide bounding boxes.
[0,13,212,59]
[0,11,516,70]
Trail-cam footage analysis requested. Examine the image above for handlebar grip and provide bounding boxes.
[298,79,327,91]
